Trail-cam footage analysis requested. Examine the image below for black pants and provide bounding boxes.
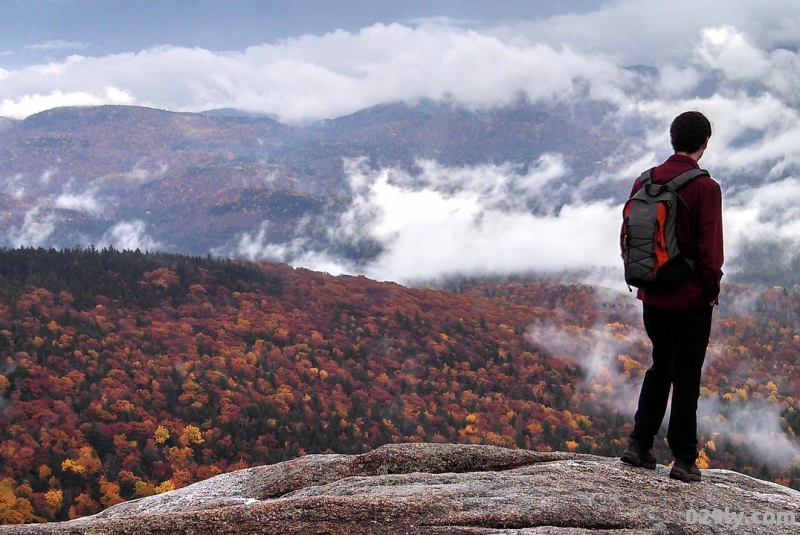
[630,304,713,462]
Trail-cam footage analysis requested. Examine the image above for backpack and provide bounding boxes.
[621,167,708,292]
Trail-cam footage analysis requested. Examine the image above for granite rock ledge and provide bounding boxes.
[1,443,798,534]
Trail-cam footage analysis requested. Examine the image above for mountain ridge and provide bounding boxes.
[0,102,619,258]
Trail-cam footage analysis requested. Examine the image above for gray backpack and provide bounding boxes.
[621,168,708,291]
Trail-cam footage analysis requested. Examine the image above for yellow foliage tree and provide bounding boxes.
[134,480,156,498]
[155,425,171,444]
[179,425,204,446]
[166,446,194,469]
[0,479,35,524]
[697,448,710,470]
[61,458,85,474]
[61,446,102,476]
[44,489,63,515]
[155,480,175,494]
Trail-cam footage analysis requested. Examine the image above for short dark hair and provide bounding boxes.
[670,111,712,153]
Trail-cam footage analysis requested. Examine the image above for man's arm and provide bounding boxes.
[695,179,724,305]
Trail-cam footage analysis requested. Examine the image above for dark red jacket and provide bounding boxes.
[627,154,724,310]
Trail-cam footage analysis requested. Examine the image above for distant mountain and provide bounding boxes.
[0,102,618,257]
[0,106,309,253]
[311,100,615,174]
[199,108,279,120]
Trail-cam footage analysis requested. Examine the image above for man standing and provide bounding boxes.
[620,111,724,482]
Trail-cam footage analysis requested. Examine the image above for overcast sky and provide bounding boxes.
[2,0,798,120]
[1,1,616,67]
[2,0,800,288]
[2,1,796,67]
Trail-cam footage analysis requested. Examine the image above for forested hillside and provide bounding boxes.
[0,248,798,523]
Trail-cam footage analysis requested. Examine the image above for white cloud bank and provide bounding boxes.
[225,157,625,285]
[498,0,800,68]
[0,23,630,122]
[7,209,57,248]
[99,220,164,252]
[343,159,621,282]
[0,1,797,122]
[54,189,105,217]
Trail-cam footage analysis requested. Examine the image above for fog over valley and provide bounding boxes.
[1,2,800,287]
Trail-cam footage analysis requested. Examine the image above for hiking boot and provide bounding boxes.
[620,440,657,469]
[670,459,701,482]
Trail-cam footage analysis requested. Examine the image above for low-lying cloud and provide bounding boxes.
[526,319,647,416]
[99,220,164,252]
[224,157,624,285]
[526,294,800,468]
[343,160,621,283]
[54,189,105,217]
[698,397,800,467]
[224,133,800,287]
[0,182,110,248]
[0,86,134,120]
[7,208,56,248]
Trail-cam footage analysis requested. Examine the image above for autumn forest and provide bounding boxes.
[0,248,798,523]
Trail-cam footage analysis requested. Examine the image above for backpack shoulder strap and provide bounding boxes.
[639,168,655,187]
[665,168,709,192]
[636,168,660,196]
[668,168,710,235]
